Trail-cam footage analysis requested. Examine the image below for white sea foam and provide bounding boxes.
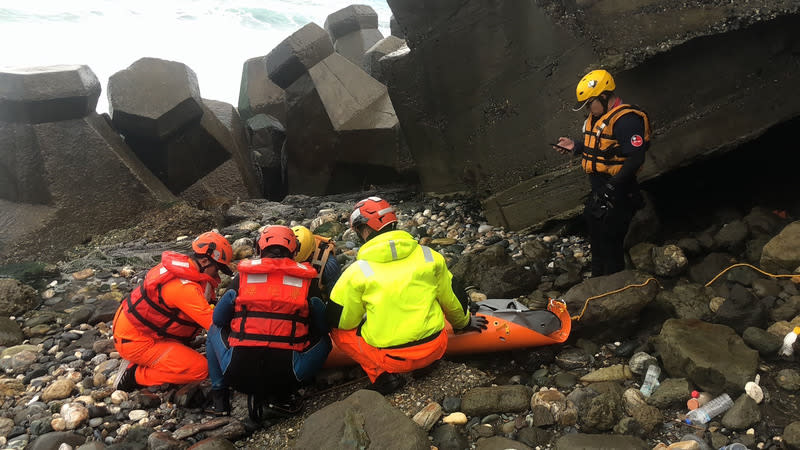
[0,0,392,113]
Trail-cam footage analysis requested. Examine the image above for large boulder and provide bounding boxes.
[284,52,409,194]
[295,389,428,450]
[237,56,286,123]
[0,279,39,316]
[0,65,100,123]
[266,23,334,90]
[0,317,23,346]
[108,57,203,141]
[0,113,175,262]
[554,433,648,450]
[562,270,659,329]
[450,244,540,298]
[654,319,758,394]
[761,221,800,273]
[381,0,800,229]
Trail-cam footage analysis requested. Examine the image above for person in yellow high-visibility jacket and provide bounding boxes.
[327,197,487,394]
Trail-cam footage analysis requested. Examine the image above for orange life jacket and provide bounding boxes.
[120,251,217,342]
[581,104,651,176]
[229,257,318,350]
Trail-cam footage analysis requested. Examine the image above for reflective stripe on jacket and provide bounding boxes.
[229,257,317,350]
[581,104,651,176]
[330,230,469,348]
[118,251,216,342]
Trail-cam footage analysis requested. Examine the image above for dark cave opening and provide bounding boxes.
[641,116,800,237]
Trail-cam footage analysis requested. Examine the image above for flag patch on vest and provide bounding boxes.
[631,135,644,147]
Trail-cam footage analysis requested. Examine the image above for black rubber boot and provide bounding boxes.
[205,389,231,416]
[366,372,406,395]
[113,362,140,392]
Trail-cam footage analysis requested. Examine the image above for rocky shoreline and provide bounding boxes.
[1,190,799,449]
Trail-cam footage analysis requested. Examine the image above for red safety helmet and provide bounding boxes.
[349,196,397,232]
[192,231,233,275]
[257,225,299,255]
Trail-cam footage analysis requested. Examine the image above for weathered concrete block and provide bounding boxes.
[324,5,379,41]
[334,28,384,66]
[390,15,404,38]
[284,53,404,195]
[129,101,245,195]
[203,99,261,198]
[108,57,203,141]
[0,65,100,124]
[0,114,175,262]
[266,23,334,89]
[362,36,406,80]
[307,52,398,132]
[246,114,287,200]
[237,56,286,123]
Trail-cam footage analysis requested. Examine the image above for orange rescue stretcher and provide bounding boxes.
[324,298,571,367]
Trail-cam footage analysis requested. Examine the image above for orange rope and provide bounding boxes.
[571,277,661,321]
[570,262,799,322]
[704,262,799,287]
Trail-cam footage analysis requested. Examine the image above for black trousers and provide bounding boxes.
[584,190,638,277]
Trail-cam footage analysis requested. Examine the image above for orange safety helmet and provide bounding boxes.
[192,231,233,275]
[257,225,299,255]
[349,196,397,232]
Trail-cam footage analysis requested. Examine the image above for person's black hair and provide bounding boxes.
[359,222,397,242]
[261,245,293,259]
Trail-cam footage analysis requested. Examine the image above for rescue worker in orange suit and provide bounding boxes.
[291,225,341,300]
[204,225,331,419]
[327,197,488,395]
[553,69,651,277]
[112,231,234,391]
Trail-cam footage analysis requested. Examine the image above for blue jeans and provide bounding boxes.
[206,297,331,390]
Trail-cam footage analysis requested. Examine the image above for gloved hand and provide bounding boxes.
[456,314,489,333]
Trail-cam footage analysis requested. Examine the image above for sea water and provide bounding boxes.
[0,0,392,113]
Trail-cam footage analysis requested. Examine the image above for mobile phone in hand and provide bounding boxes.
[550,142,571,152]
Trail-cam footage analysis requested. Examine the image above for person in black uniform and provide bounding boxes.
[553,69,651,277]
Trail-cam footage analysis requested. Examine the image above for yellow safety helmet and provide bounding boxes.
[292,225,314,262]
[575,69,616,110]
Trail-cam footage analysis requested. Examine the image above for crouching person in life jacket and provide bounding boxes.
[291,225,341,300]
[328,197,488,395]
[112,231,234,392]
[204,225,332,420]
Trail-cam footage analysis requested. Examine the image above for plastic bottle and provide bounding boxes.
[684,393,733,425]
[687,390,712,410]
[640,364,661,397]
[778,327,800,357]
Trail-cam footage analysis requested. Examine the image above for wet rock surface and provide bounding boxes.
[1,189,799,449]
